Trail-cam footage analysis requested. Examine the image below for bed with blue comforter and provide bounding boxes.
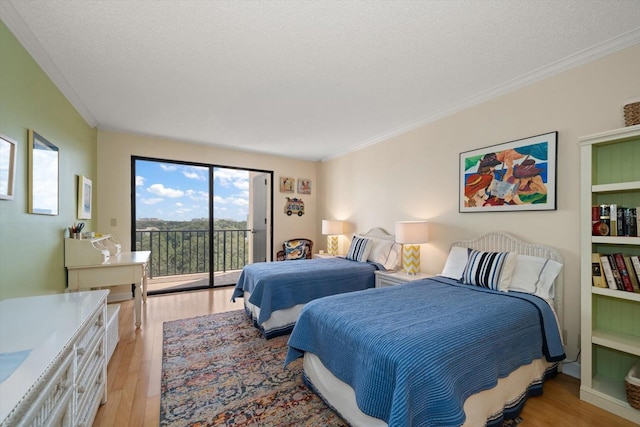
[285,276,565,427]
[232,257,382,338]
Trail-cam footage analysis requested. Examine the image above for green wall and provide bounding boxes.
[0,21,97,299]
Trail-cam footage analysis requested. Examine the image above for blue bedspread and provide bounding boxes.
[285,276,565,427]
[232,257,380,325]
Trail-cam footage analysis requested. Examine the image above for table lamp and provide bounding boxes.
[395,221,429,274]
[322,220,344,256]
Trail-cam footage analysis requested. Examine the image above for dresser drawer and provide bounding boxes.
[76,307,105,371]
[11,350,74,427]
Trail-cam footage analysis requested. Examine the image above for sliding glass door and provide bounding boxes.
[132,157,272,294]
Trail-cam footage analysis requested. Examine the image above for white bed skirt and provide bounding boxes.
[303,352,555,427]
[243,291,305,337]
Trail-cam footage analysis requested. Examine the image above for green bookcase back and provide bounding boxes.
[592,139,640,185]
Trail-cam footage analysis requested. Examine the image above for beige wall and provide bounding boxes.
[319,43,640,362]
[97,130,318,259]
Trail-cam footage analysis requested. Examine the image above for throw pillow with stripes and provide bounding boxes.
[461,249,516,291]
[346,236,372,262]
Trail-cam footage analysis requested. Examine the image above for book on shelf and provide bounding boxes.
[623,255,640,293]
[631,256,640,288]
[623,207,638,237]
[599,255,619,290]
[606,254,624,290]
[613,253,635,292]
[610,204,618,237]
[591,253,607,288]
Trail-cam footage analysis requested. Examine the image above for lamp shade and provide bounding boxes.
[322,220,344,235]
[395,221,429,244]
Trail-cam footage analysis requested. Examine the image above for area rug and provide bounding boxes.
[160,309,347,426]
[161,309,524,427]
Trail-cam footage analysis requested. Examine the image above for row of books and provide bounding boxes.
[592,205,639,237]
[592,253,640,293]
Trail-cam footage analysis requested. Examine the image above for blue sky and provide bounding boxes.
[135,160,249,222]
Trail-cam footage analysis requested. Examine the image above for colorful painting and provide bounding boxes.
[459,132,557,212]
[297,178,311,194]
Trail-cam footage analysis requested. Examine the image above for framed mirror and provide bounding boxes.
[28,130,59,215]
[0,133,17,200]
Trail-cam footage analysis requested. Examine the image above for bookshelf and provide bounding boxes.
[579,124,640,424]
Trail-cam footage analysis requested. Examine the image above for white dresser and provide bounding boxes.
[0,290,109,426]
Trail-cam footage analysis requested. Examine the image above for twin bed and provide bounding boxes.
[284,231,566,427]
[232,228,402,338]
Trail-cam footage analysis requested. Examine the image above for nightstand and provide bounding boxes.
[313,253,337,259]
[374,270,434,288]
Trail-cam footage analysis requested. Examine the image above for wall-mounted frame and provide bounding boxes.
[77,175,92,219]
[279,176,294,193]
[28,130,59,215]
[297,178,311,195]
[0,133,17,200]
[459,131,557,212]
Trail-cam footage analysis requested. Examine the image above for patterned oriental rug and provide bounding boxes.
[160,310,347,426]
[160,309,524,427]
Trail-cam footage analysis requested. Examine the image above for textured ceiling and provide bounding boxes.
[1,1,640,161]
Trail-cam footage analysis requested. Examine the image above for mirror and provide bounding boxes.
[29,130,59,215]
[0,133,17,200]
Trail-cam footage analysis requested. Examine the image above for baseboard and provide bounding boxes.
[107,292,132,303]
[561,361,581,379]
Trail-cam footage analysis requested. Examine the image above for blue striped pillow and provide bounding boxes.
[461,249,516,291]
[346,237,372,262]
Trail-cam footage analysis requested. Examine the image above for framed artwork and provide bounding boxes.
[29,130,59,215]
[279,176,294,193]
[459,131,557,212]
[297,178,311,195]
[78,175,92,219]
[0,133,17,200]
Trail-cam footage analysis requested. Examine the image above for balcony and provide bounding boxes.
[135,228,249,293]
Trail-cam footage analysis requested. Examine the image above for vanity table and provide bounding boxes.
[65,236,150,328]
[0,290,108,426]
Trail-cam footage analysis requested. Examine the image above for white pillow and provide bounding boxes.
[510,254,563,300]
[382,242,402,271]
[438,246,469,280]
[359,236,394,265]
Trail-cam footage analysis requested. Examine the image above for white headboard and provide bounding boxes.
[450,231,564,329]
[357,227,402,271]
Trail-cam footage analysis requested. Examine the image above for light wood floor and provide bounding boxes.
[93,288,637,427]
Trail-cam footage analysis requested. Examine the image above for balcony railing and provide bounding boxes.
[135,229,249,279]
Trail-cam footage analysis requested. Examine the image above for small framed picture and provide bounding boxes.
[297,178,311,195]
[0,133,17,200]
[279,176,294,193]
[78,175,92,219]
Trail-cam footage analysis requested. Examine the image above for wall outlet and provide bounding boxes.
[110,218,117,226]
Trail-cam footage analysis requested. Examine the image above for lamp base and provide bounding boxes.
[327,235,338,256]
[402,244,420,275]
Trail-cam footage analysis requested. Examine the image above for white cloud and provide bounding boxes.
[160,164,177,171]
[136,175,145,186]
[183,166,207,181]
[141,197,163,205]
[147,183,184,198]
[176,202,183,207]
